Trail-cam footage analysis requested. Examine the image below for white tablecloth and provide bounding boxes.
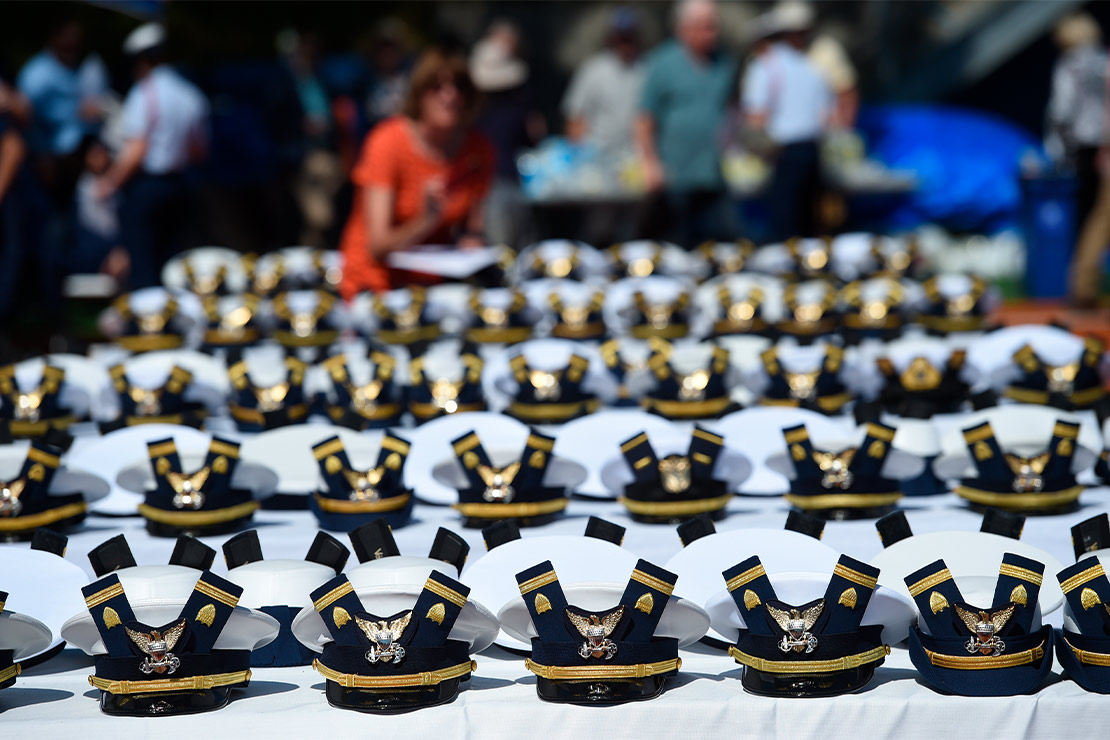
[5,490,1110,739]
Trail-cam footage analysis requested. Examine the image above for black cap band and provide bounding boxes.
[785,509,825,540]
[30,528,67,557]
[853,400,883,426]
[88,534,137,577]
[348,518,400,563]
[482,519,521,551]
[306,531,350,573]
[584,517,625,545]
[676,513,716,546]
[970,389,998,410]
[980,508,1025,540]
[429,528,470,573]
[1072,513,1110,560]
[222,530,263,569]
[875,510,912,547]
[171,535,216,570]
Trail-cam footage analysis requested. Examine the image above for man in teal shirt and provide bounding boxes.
[637,0,737,247]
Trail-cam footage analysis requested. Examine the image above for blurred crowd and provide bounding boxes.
[0,2,858,312]
[0,1,1107,341]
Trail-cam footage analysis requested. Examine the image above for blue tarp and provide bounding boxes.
[857,104,1043,233]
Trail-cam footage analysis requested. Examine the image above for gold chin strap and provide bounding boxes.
[313,658,475,688]
[313,492,410,513]
[138,500,259,526]
[524,657,680,680]
[729,644,889,674]
[0,501,87,531]
[89,669,252,695]
[954,484,1083,510]
[922,641,1045,670]
[784,492,902,509]
[1063,636,1110,666]
[452,498,569,518]
[0,663,21,684]
[620,493,732,517]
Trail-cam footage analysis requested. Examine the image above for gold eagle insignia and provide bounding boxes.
[477,462,520,503]
[567,606,624,660]
[954,603,1015,656]
[767,601,824,654]
[354,612,412,664]
[126,618,187,674]
[813,450,855,490]
[0,479,26,517]
[166,467,210,510]
[342,467,384,503]
[1004,452,1051,493]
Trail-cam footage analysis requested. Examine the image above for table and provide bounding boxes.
[4,489,1110,739]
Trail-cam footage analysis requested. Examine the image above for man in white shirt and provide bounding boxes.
[97,23,209,288]
[742,2,832,241]
[562,9,645,155]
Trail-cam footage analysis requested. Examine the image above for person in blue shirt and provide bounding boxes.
[743,3,832,242]
[637,0,738,248]
[15,20,110,331]
[17,19,107,161]
[95,23,209,289]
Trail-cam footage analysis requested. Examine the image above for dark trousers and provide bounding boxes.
[122,172,189,290]
[768,139,821,242]
[661,187,738,248]
[1075,145,1100,229]
[0,172,61,324]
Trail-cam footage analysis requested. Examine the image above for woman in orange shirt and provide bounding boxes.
[339,48,495,298]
